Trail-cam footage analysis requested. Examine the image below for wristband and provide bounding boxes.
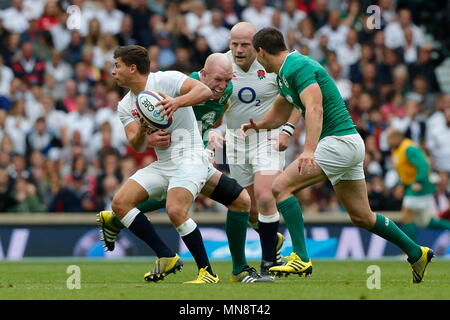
[281,122,295,136]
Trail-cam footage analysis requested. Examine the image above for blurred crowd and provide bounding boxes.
[0,0,449,215]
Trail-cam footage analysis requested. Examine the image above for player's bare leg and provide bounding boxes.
[333,179,433,283]
[166,187,218,283]
[99,179,181,282]
[98,179,149,251]
[270,158,327,277]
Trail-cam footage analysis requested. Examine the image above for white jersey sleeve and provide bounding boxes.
[117,92,135,128]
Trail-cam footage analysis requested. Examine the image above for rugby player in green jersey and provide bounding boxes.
[387,128,450,242]
[99,53,273,283]
[242,27,433,283]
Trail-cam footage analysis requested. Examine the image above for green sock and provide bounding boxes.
[136,199,167,212]
[427,217,450,230]
[113,214,125,229]
[277,196,309,261]
[370,213,422,263]
[402,222,417,242]
[226,210,250,275]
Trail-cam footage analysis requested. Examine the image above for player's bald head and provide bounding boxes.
[230,22,257,41]
[204,53,232,74]
[386,127,404,148]
[386,127,404,139]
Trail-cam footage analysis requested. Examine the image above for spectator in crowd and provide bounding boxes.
[0,55,14,98]
[49,13,71,52]
[97,0,124,35]
[185,0,212,34]
[45,50,73,98]
[426,104,450,175]
[340,0,363,31]
[49,170,96,213]
[0,167,16,212]
[84,18,102,47]
[408,44,446,94]
[154,30,176,69]
[169,47,195,75]
[5,99,30,155]
[9,177,44,213]
[391,97,427,146]
[190,35,213,71]
[93,33,117,70]
[9,153,30,180]
[242,0,275,30]
[280,0,306,36]
[1,0,29,34]
[199,10,230,53]
[317,10,349,51]
[64,94,95,145]
[336,28,361,78]
[37,0,60,31]
[62,30,84,66]
[116,15,138,46]
[11,41,46,86]
[217,0,239,29]
[0,0,448,215]
[73,61,94,97]
[384,8,424,50]
[25,116,60,159]
[328,61,352,101]
[307,0,329,30]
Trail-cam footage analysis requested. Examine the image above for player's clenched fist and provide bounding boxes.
[240,117,259,137]
[297,150,317,175]
[155,92,180,119]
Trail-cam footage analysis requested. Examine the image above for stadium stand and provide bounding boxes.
[0,0,448,220]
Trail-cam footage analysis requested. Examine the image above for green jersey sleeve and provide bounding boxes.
[405,146,429,183]
[291,63,318,96]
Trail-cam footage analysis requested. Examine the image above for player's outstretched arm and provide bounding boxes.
[159,78,212,118]
[241,95,294,135]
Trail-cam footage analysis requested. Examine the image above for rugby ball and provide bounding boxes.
[135,91,173,129]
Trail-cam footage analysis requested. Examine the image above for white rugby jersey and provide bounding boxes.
[224,51,279,134]
[118,71,204,162]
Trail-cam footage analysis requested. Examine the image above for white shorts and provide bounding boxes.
[403,195,434,226]
[315,133,365,185]
[130,152,209,200]
[226,131,285,187]
[403,195,433,211]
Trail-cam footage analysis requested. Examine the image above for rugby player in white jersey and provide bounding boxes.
[222,22,302,275]
[103,45,218,284]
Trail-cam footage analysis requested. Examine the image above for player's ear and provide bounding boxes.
[129,63,137,73]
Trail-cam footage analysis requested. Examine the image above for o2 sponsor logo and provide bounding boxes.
[238,87,261,107]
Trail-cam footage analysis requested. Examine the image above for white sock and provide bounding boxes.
[120,207,141,228]
[176,218,197,237]
[258,212,280,223]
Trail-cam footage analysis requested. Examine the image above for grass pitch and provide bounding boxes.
[0,259,448,300]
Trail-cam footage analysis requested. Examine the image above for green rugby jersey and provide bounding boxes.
[404,145,436,197]
[277,51,357,140]
[189,71,233,146]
